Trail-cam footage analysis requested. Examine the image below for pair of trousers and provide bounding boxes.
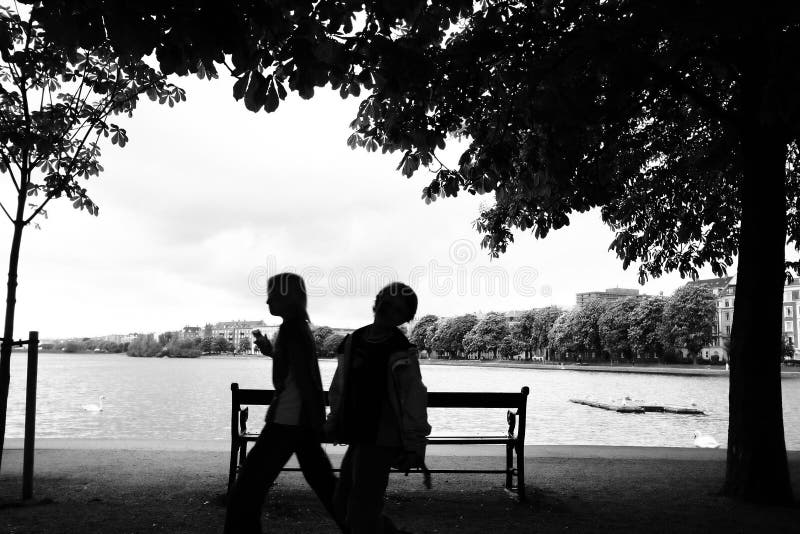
[334,442,405,534]
[224,423,342,534]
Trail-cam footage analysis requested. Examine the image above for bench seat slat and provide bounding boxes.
[279,468,513,474]
[426,438,513,444]
[239,433,514,444]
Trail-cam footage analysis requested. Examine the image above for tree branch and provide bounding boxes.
[28,79,124,227]
[24,190,53,224]
[0,201,14,224]
[0,150,21,192]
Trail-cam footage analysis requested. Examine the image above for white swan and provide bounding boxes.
[692,430,719,448]
[82,395,105,412]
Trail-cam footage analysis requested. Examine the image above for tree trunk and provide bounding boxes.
[0,193,26,473]
[723,125,793,503]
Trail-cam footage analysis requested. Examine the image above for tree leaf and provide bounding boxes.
[232,73,248,101]
[264,81,279,113]
[244,71,266,112]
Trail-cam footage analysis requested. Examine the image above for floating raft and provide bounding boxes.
[569,399,705,415]
[569,398,644,413]
[640,404,706,415]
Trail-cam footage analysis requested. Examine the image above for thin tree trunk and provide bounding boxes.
[723,124,793,503]
[0,188,27,473]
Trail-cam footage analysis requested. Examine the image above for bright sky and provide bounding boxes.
[0,75,727,339]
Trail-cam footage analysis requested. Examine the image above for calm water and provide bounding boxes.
[5,353,800,448]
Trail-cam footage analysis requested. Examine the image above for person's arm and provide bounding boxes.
[252,329,273,357]
[286,327,317,393]
[391,347,431,459]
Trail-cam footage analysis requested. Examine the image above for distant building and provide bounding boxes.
[472,310,528,323]
[686,276,734,297]
[211,319,274,353]
[503,310,528,323]
[179,326,202,340]
[687,275,735,361]
[575,288,640,308]
[783,278,800,354]
[99,333,140,344]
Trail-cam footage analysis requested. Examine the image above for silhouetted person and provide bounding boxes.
[326,282,431,534]
[224,272,343,534]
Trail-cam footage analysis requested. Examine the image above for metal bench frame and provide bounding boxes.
[229,383,530,500]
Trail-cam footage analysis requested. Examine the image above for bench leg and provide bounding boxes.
[239,439,248,469]
[505,442,513,490]
[516,441,526,502]
[228,439,239,496]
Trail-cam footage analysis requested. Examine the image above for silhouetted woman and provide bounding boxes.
[224,272,342,533]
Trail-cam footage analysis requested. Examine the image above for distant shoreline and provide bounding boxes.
[201,353,800,377]
[28,351,800,377]
[416,359,800,377]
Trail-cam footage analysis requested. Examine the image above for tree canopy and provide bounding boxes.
[462,311,509,358]
[598,297,640,361]
[430,313,477,358]
[21,0,800,504]
[409,314,438,353]
[627,296,668,359]
[661,285,717,361]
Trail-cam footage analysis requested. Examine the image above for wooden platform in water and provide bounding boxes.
[569,399,705,415]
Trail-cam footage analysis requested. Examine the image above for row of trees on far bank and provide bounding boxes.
[48,327,353,360]
[41,339,129,354]
[126,333,250,359]
[410,285,719,364]
[312,327,346,358]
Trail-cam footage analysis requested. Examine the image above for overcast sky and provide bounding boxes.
[0,75,729,339]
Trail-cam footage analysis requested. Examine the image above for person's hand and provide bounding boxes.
[252,331,272,355]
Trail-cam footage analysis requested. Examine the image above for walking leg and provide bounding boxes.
[296,431,347,531]
[224,424,294,534]
[344,444,399,534]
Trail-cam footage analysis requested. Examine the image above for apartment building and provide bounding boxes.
[575,287,641,308]
[211,319,275,353]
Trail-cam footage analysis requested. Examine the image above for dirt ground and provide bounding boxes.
[1,447,799,533]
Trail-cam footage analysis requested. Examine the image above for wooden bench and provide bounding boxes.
[229,383,530,500]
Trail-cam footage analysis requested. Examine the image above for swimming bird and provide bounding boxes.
[82,395,105,412]
[692,431,719,448]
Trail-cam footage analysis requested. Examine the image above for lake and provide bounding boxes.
[5,352,800,448]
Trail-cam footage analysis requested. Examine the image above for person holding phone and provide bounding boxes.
[224,273,343,534]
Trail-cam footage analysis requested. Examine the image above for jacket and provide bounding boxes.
[326,325,431,458]
[264,317,326,431]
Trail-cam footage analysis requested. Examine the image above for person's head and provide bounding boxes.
[266,272,309,321]
[372,282,418,327]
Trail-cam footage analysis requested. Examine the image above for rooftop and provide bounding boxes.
[686,276,734,291]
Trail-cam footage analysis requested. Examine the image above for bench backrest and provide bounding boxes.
[230,383,529,442]
[231,383,529,409]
